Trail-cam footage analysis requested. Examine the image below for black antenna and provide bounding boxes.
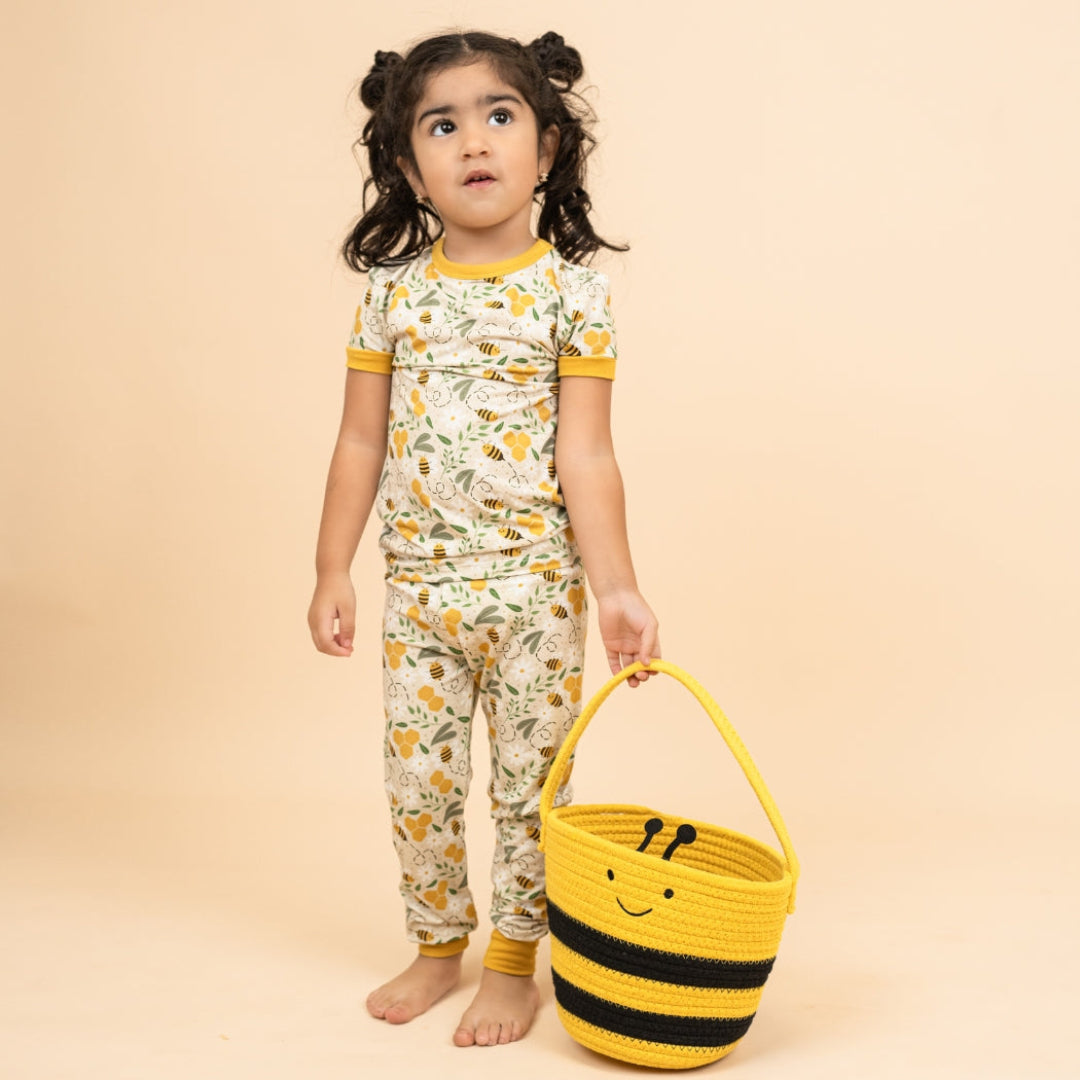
[662,824,697,861]
[637,818,664,853]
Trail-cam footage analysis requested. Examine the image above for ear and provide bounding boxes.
[539,124,560,177]
[396,154,427,200]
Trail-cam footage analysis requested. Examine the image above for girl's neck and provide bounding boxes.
[438,221,538,267]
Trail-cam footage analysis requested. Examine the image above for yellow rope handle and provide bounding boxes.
[540,660,800,910]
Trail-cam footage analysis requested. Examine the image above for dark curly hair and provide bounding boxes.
[342,30,625,270]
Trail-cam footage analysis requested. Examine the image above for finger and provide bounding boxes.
[338,609,356,651]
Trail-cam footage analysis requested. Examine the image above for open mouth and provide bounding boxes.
[616,897,653,918]
[464,171,495,187]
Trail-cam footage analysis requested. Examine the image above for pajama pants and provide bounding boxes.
[381,567,587,970]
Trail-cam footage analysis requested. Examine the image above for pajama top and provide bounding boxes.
[346,237,617,582]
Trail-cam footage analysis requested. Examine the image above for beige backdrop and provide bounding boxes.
[3,2,1077,1078]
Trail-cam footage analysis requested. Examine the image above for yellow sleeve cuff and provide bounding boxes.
[346,347,393,375]
[557,356,616,380]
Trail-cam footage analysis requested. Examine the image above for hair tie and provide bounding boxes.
[527,31,583,91]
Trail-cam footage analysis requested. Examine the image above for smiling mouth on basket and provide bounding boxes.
[616,898,653,917]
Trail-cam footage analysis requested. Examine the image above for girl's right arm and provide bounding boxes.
[307,369,391,657]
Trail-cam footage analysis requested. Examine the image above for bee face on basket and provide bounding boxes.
[606,818,697,919]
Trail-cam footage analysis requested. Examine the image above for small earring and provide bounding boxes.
[538,171,549,184]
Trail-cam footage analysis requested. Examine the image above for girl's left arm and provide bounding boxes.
[555,376,659,688]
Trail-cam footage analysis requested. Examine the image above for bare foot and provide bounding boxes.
[452,967,540,1047]
[366,953,462,1025]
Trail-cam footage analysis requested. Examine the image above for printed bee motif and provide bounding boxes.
[485,300,504,309]
[482,444,504,461]
[473,407,499,421]
[483,368,505,381]
[418,457,430,476]
[545,658,563,671]
[551,604,568,619]
[428,660,443,679]
[477,342,500,357]
[419,311,432,324]
[433,543,446,559]
[439,744,453,764]
[542,570,563,582]
[499,527,523,542]
[515,875,535,890]
[418,588,430,607]
[481,498,504,511]
[417,368,430,385]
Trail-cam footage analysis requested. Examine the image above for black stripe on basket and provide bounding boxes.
[552,970,756,1048]
[548,901,774,989]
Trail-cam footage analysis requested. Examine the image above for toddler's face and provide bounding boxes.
[399,60,556,247]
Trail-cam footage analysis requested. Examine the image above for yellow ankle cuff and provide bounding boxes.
[483,929,538,976]
[417,935,469,959]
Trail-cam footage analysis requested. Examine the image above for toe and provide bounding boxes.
[453,1026,475,1047]
[384,1003,412,1025]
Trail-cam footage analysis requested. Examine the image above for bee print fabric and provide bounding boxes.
[346,237,617,582]
[383,571,588,947]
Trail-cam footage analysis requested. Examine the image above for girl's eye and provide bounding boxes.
[489,109,512,126]
[431,119,455,137]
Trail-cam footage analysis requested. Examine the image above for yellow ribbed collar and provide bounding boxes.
[431,236,552,279]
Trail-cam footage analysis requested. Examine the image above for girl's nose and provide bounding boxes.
[459,122,490,158]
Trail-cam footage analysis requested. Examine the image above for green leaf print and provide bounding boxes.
[428,523,455,541]
[443,802,463,822]
[455,468,475,491]
[413,433,435,453]
[505,603,522,612]
[431,722,456,743]
[437,434,452,445]
[418,647,443,660]
[450,524,468,534]
[522,630,545,654]
[474,606,505,626]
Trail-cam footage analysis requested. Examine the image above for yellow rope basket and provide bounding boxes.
[539,660,800,1069]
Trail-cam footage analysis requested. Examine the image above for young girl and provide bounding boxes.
[308,29,659,1048]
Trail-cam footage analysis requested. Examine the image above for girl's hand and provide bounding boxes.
[597,589,660,688]
[308,572,357,657]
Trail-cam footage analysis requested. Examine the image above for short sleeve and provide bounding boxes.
[556,268,617,380]
[346,268,394,375]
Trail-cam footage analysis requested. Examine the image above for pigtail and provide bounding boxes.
[526,32,627,265]
[342,50,442,272]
